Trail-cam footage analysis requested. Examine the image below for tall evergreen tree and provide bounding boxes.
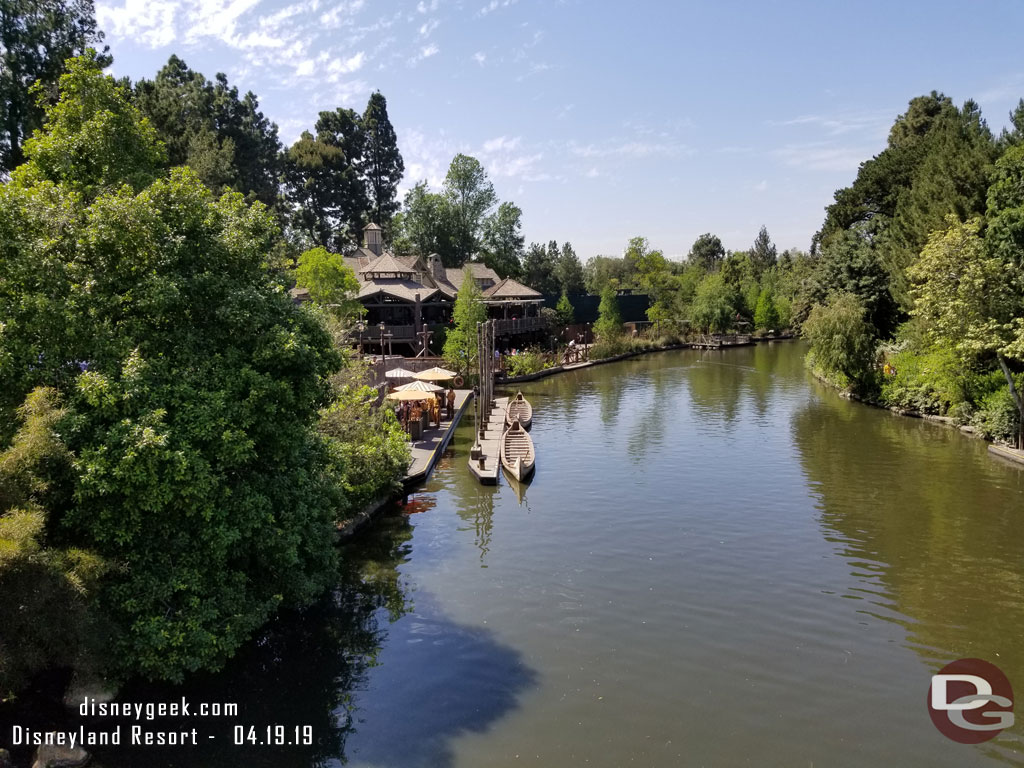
[555,241,586,294]
[750,225,777,276]
[688,233,725,271]
[522,241,559,294]
[1,0,108,172]
[361,91,403,240]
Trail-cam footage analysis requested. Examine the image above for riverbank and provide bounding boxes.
[808,365,1023,462]
[498,336,796,385]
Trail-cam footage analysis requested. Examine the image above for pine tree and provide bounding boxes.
[361,91,404,240]
[556,291,575,326]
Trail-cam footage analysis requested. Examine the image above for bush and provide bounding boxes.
[505,349,554,377]
[973,381,1022,444]
[879,346,965,414]
[802,293,878,392]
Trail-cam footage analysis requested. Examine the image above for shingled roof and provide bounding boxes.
[482,277,543,300]
[359,252,414,277]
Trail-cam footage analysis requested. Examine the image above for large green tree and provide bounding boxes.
[361,91,403,239]
[444,153,496,263]
[522,241,559,294]
[688,232,725,271]
[133,56,283,210]
[393,181,457,262]
[481,201,524,278]
[594,285,623,340]
[555,241,586,294]
[750,225,777,276]
[1,0,107,172]
[0,55,342,681]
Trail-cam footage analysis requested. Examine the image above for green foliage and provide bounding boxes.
[688,233,724,271]
[361,91,404,239]
[481,201,524,278]
[295,247,363,322]
[583,254,630,294]
[16,51,165,199]
[690,271,735,333]
[879,345,966,414]
[445,153,497,263]
[0,58,344,682]
[555,291,575,326]
[753,288,780,331]
[522,241,560,295]
[750,225,777,276]
[393,181,457,262]
[594,285,623,340]
[283,107,367,251]
[504,349,554,377]
[0,388,107,698]
[319,378,409,520]
[133,55,283,212]
[443,267,486,373]
[555,242,586,294]
[972,383,1022,444]
[802,293,878,390]
[0,0,108,171]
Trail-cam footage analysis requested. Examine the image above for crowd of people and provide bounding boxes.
[394,386,457,437]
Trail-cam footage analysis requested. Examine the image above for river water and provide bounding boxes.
[23,341,1024,766]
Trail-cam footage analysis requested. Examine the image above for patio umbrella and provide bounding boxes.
[412,366,458,382]
[386,389,435,401]
[394,380,444,393]
[385,366,418,379]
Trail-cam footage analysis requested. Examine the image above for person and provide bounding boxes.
[446,386,456,420]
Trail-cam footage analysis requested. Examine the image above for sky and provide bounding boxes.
[96,0,1024,261]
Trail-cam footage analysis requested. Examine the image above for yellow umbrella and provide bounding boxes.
[387,389,434,401]
[413,366,458,382]
[394,380,444,393]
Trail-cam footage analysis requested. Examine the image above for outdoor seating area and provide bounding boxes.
[385,365,460,442]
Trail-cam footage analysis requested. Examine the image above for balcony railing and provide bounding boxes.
[493,316,543,334]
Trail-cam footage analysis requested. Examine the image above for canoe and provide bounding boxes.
[500,418,536,481]
[505,391,533,430]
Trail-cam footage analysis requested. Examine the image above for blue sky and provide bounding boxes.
[97,0,1024,260]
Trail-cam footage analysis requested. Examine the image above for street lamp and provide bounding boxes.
[379,322,386,360]
[355,320,366,358]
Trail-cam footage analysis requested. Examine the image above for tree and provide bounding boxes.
[908,215,1023,448]
[584,255,629,294]
[361,91,403,239]
[133,57,283,211]
[294,247,363,324]
[0,55,342,681]
[1,0,108,172]
[443,268,487,374]
[555,241,585,294]
[393,181,457,262]
[690,272,735,333]
[750,225,777,276]
[555,291,575,326]
[688,233,725,271]
[444,154,496,263]
[594,285,622,340]
[522,241,559,294]
[283,108,367,251]
[802,293,877,389]
[754,288,780,331]
[481,201,524,278]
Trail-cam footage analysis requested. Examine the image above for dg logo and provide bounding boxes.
[928,658,1015,744]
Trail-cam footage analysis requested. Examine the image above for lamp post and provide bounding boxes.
[355,320,366,359]
[379,322,386,360]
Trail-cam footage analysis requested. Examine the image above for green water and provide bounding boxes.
[15,341,1024,767]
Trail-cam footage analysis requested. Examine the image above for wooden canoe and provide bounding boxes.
[505,390,533,430]
[500,418,535,481]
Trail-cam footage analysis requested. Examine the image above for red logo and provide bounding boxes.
[927,658,1014,744]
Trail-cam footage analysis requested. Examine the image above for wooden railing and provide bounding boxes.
[493,316,543,334]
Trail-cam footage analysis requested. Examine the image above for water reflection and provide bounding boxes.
[791,393,1024,759]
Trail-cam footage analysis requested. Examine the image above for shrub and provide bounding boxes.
[879,346,965,414]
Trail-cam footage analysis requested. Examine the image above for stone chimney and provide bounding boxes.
[364,222,382,256]
[428,253,445,282]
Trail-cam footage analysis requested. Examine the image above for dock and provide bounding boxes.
[468,396,508,485]
[403,389,473,488]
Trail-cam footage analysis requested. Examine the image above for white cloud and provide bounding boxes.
[97,0,178,48]
[773,142,874,172]
[569,140,690,159]
[419,18,440,37]
[483,136,521,152]
[472,51,487,65]
[408,43,439,66]
[585,167,600,178]
[327,51,366,79]
[417,0,439,11]
[479,0,517,16]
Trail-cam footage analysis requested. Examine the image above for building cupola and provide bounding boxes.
[364,222,382,256]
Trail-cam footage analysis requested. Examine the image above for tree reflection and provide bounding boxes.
[791,394,1024,757]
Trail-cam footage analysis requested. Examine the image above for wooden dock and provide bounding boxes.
[403,389,473,488]
[468,396,508,485]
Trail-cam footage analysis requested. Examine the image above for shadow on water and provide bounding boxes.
[1,510,536,768]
